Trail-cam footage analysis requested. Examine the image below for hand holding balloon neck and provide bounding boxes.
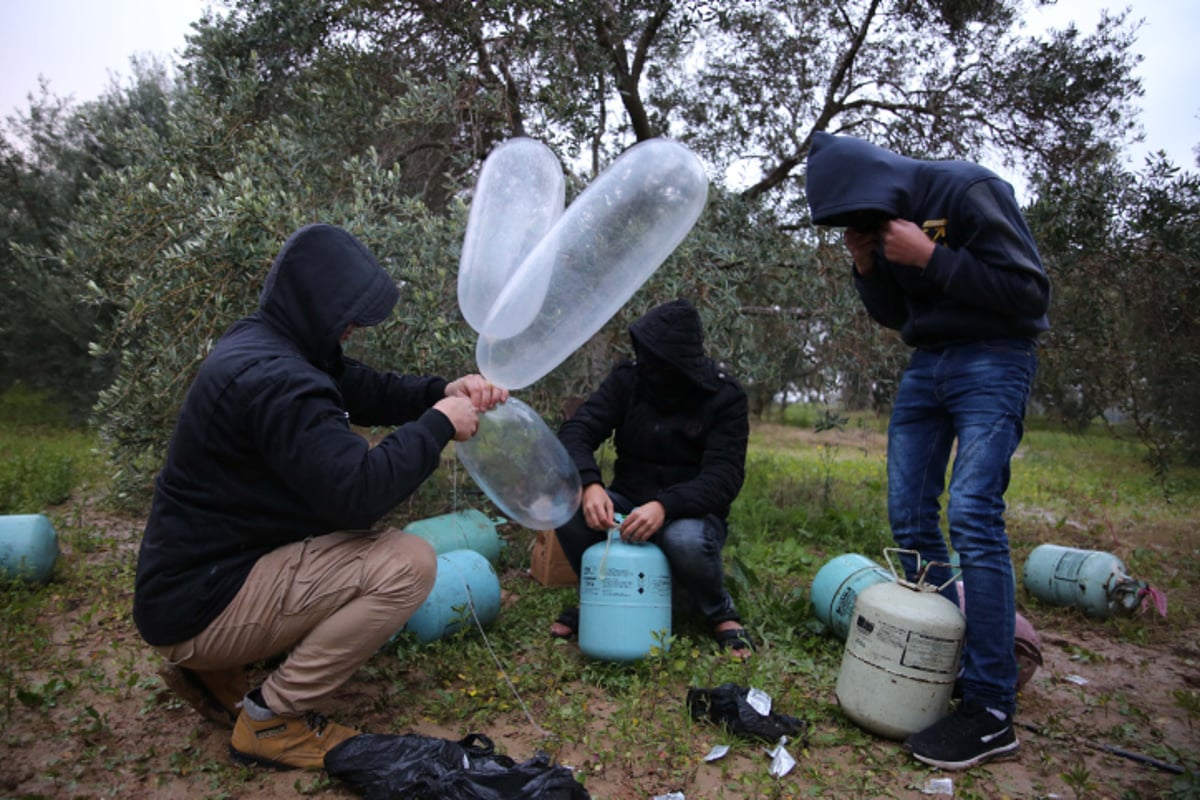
[433,396,480,442]
[444,374,509,412]
[580,483,616,530]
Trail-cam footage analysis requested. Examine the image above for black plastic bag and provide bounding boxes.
[687,683,808,744]
[324,731,591,800]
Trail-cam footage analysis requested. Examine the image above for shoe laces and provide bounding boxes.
[304,711,331,737]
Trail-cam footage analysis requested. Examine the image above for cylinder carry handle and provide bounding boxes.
[883,547,960,593]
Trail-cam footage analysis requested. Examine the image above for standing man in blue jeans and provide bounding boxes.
[806,132,1050,769]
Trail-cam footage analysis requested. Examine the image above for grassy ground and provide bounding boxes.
[1,391,1198,799]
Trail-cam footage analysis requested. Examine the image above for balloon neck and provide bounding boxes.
[609,515,628,542]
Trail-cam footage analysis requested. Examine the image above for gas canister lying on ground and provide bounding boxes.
[810,553,893,641]
[404,509,504,564]
[1023,544,1167,618]
[399,549,501,644]
[0,514,59,584]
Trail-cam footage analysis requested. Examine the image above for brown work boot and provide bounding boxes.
[158,664,248,728]
[229,709,360,770]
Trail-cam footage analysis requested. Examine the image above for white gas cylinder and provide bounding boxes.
[835,548,965,740]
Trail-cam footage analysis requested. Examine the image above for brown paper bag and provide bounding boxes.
[530,529,577,587]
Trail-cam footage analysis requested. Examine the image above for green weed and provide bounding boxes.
[1174,689,1200,729]
[0,385,102,514]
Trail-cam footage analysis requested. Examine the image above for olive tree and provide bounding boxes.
[1028,153,1200,473]
[10,0,1156,501]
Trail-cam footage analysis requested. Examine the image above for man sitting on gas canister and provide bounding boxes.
[546,298,754,658]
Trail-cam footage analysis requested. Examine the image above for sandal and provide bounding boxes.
[714,626,756,657]
[550,606,579,640]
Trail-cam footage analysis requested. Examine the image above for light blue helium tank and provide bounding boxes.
[810,553,893,641]
[578,528,672,662]
[404,509,504,564]
[1023,543,1146,617]
[0,514,59,584]
[402,549,501,643]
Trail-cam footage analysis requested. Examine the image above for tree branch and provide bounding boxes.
[741,0,882,198]
[594,0,666,141]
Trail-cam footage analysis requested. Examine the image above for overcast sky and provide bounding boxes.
[1,0,1197,174]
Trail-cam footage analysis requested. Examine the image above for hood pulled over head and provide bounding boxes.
[805,131,917,227]
[258,224,399,366]
[629,298,721,398]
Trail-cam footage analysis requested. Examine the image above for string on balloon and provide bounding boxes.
[449,450,550,739]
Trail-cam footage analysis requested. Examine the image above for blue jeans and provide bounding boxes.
[554,490,740,625]
[887,339,1036,716]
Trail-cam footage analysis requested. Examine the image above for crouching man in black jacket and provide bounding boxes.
[133,224,506,770]
[548,298,753,658]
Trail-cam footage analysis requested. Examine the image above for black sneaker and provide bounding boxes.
[903,701,1019,770]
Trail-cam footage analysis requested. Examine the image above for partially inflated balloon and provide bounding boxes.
[456,398,581,530]
[476,138,708,389]
[458,138,565,338]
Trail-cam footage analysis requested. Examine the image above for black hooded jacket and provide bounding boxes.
[133,224,456,646]
[557,299,748,521]
[805,132,1050,348]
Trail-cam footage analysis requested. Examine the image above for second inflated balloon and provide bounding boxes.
[476,138,709,390]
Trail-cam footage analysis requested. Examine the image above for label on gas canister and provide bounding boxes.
[581,565,671,599]
[850,616,961,675]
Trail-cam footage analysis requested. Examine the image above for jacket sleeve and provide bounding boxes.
[921,179,1051,319]
[557,367,629,488]
[337,357,449,426]
[250,366,454,530]
[655,384,749,520]
[853,260,910,331]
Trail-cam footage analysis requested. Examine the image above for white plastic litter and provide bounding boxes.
[745,687,772,717]
[923,776,954,796]
[765,737,795,778]
[703,745,730,762]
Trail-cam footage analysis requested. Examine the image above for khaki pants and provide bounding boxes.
[156,529,436,716]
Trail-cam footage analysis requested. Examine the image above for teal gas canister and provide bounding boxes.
[404,509,504,564]
[0,514,59,584]
[1023,544,1145,617]
[401,549,501,643]
[810,553,893,641]
[578,529,672,662]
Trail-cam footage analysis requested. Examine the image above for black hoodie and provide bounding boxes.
[134,224,456,646]
[557,299,748,521]
[805,132,1050,348]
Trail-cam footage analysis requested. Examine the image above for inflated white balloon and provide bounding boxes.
[458,138,565,338]
[476,138,708,389]
[456,398,581,530]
